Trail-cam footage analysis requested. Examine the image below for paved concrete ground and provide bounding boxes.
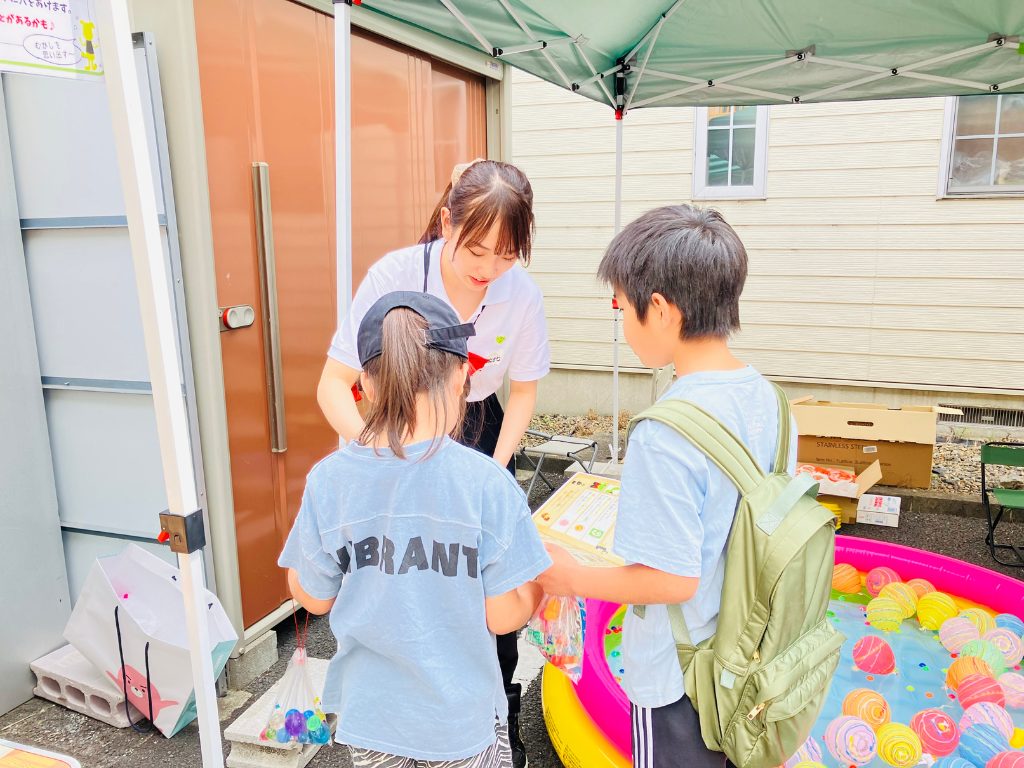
[2,475,1020,768]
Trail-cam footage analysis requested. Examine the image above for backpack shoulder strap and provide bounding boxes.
[628,399,764,497]
[772,384,792,475]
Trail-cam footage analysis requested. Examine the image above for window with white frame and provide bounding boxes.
[943,94,1024,194]
[693,105,769,200]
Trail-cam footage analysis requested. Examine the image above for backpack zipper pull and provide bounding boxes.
[747,702,766,720]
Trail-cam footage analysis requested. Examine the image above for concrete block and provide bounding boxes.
[225,657,337,768]
[227,629,278,691]
[30,644,132,729]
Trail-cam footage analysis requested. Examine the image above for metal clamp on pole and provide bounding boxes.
[158,509,207,554]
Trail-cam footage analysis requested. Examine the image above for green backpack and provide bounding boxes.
[627,385,844,768]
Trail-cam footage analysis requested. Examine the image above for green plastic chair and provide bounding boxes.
[980,442,1024,568]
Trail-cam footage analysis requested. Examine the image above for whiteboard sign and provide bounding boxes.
[0,0,102,79]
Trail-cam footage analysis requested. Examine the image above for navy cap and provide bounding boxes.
[357,291,476,366]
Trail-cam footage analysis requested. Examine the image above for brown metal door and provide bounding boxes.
[197,4,487,627]
[351,31,487,288]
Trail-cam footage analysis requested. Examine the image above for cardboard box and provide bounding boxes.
[856,494,902,527]
[792,399,958,489]
[795,460,882,524]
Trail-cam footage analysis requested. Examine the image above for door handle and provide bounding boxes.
[252,162,287,453]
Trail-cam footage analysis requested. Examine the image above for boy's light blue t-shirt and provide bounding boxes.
[278,437,551,761]
[612,366,797,709]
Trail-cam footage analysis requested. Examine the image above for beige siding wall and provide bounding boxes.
[511,70,1024,410]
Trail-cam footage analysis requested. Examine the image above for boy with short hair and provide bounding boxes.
[539,204,796,768]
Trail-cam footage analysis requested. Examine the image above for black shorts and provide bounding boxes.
[631,695,735,768]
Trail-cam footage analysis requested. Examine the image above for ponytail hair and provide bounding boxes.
[358,308,468,458]
[420,160,535,265]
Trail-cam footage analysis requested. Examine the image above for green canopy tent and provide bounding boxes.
[333,0,1024,462]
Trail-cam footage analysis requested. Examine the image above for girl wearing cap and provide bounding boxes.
[284,290,550,767]
[317,160,549,764]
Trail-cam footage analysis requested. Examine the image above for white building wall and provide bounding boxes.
[511,70,1024,414]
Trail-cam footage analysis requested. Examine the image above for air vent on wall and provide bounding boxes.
[938,404,1024,429]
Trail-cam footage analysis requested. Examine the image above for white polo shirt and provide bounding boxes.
[328,240,551,402]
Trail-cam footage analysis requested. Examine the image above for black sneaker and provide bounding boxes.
[506,682,528,768]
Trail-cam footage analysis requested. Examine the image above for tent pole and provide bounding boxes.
[335,0,353,324]
[93,2,222,765]
[611,95,624,464]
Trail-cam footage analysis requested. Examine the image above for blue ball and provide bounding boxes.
[275,727,290,744]
[935,758,977,768]
[994,613,1024,636]
[303,709,315,719]
[311,725,331,744]
[958,724,1009,768]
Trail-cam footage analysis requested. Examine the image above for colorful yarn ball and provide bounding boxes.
[994,614,1024,636]
[947,656,996,691]
[825,715,878,765]
[960,702,1015,741]
[880,582,919,618]
[941,617,983,653]
[853,635,897,675]
[998,672,1024,708]
[961,608,998,636]
[911,708,960,757]
[785,736,823,768]
[959,724,1009,768]
[919,591,960,630]
[963,639,1010,676]
[987,753,1024,768]
[984,629,1024,667]
[936,757,982,768]
[907,578,936,598]
[960,674,1008,709]
[868,597,906,632]
[876,722,923,768]
[833,563,862,594]
[866,567,901,597]
[843,688,892,730]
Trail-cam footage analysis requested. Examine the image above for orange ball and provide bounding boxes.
[947,656,995,691]
[907,578,936,598]
[833,563,862,594]
[843,688,892,730]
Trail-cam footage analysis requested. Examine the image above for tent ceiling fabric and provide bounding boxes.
[354,0,1024,111]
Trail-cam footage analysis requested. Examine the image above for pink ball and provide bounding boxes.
[960,702,1015,741]
[911,708,960,757]
[853,635,897,675]
[940,617,982,653]
[866,567,901,597]
[998,672,1024,708]
[987,752,1024,768]
[960,673,1007,709]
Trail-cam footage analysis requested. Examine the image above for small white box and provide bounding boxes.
[856,494,901,527]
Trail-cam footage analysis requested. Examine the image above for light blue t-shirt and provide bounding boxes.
[278,437,551,761]
[612,366,797,709]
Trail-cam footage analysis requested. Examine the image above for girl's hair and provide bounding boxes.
[358,308,468,458]
[420,160,535,265]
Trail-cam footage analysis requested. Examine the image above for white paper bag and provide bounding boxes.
[64,544,237,737]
